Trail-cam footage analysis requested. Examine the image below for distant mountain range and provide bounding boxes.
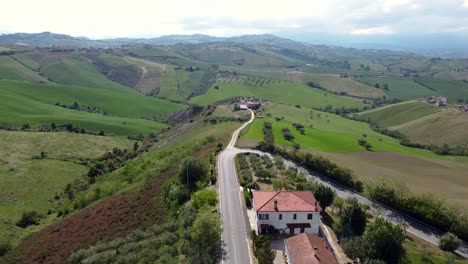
[1,31,467,59]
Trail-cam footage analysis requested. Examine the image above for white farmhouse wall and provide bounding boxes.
[255,211,320,235]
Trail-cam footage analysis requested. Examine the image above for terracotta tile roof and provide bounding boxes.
[252,191,321,212]
[285,233,338,264]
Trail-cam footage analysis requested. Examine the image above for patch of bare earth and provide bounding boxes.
[1,167,175,264]
[322,151,468,209]
[238,138,258,149]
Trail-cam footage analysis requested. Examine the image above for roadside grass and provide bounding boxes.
[287,72,385,99]
[357,76,436,100]
[0,56,47,82]
[404,234,468,264]
[190,81,366,108]
[358,101,439,127]
[0,130,134,243]
[40,58,131,92]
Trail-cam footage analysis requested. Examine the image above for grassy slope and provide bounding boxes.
[391,109,468,146]
[416,77,468,101]
[0,130,134,242]
[99,53,131,67]
[358,101,439,127]
[357,76,436,100]
[0,80,183,135]
[40,58,131,92]
[159,67,205,101]
[11,54,41,71]
[190,81,366,108]
[0,56,47,82]
[241,103,468,207]
[0,80,184,118]
[287,72,385,98]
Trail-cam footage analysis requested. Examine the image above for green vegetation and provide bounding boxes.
[191,81,366,109]
[11,54,41,71]
[251,231,275,264]
[358,101,439,127]
[357,76,436,100]
[0,80,184,135]
[415,77,468,102]
[159,67,207,101]
[41,58,131,91]
[0,56,47,82]
[0,130,134,243]
[99,53,131,67]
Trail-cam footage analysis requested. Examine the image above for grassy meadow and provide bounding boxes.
[190,80,366,108]
[358,101,439,127]
[0,56,47,83]
[357,76,436,100]
[0,130,134,243]
[0,80,184,135]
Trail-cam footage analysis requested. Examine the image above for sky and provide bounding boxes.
[1,0,468,39]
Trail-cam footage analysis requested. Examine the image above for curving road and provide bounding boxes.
[218,109,467,263]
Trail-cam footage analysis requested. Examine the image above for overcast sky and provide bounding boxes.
[1,0,468,39]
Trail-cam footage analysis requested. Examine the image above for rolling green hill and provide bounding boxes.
[0,80,185,135]
[358,101,439,127]
[357,76,436,100]
[190,80,366,109]
[0,56,47,83]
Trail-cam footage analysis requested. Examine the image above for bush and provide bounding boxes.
[0,239,12,257]
[16,210,41,228]
[244,188,252,207]
[192,189,218,209]
[439,232,462,252]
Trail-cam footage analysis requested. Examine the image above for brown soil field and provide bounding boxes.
[450,70,468,81]
[124,57,164,95]
[322,151,468,209]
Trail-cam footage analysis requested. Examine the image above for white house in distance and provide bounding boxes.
[252,191,321,235]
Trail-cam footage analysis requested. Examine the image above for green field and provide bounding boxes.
[287,72,385,98]
[11,54,41,71]
[159,67,206,101]
[40,58,132,92]
[0,56,47,83]
[358,101,439,127]
[0,80,184,135]
[241,103,464,160]
[99,53,131,67]
[348,59,388,72]
[0,130,134,242]
[190,81,366,108]
[415,77,468,102]
[357,76,436,100]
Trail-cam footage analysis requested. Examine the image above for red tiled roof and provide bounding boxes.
[285,233,338,264]
[252,191,321,212]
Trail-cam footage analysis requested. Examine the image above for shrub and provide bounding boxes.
[439,232,462,252]
[0,239,12,257]
[244,188,252,207]
[16,210,41,228]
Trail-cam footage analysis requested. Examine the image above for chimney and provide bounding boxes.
[274,199,278,211]
[313,247,318,258]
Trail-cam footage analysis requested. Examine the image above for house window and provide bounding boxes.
[293,214,297,220]
[259,214,269,220]
[307,214,313,220]
[279,214,282,220]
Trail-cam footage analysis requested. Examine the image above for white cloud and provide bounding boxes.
[0,0,467,38]
[350,26,395,35]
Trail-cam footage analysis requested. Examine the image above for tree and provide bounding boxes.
[133,141,139,151]
[314,184,335,211]
[188,208,222,264]
[178,158,209,191]
[22,123,31,130]
[16,210,41,228]
[363,218,405,264]
[251,231,275,264]
[192,189,217,209]
[51,122,56,130]
[439,232,461,252]
[338,198,367,237]
[374,83,380,88]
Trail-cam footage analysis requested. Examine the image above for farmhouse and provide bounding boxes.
[239,97,261,110]
[427,96,447,106]
[252,191,321,235]
[285,233,338,264]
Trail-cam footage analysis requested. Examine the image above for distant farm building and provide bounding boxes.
[239,98,261,110]
[458,104,468,112]
[427,96,447,106]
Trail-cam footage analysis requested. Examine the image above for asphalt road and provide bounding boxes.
[218,109,255,264]
[218,109,467,261]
